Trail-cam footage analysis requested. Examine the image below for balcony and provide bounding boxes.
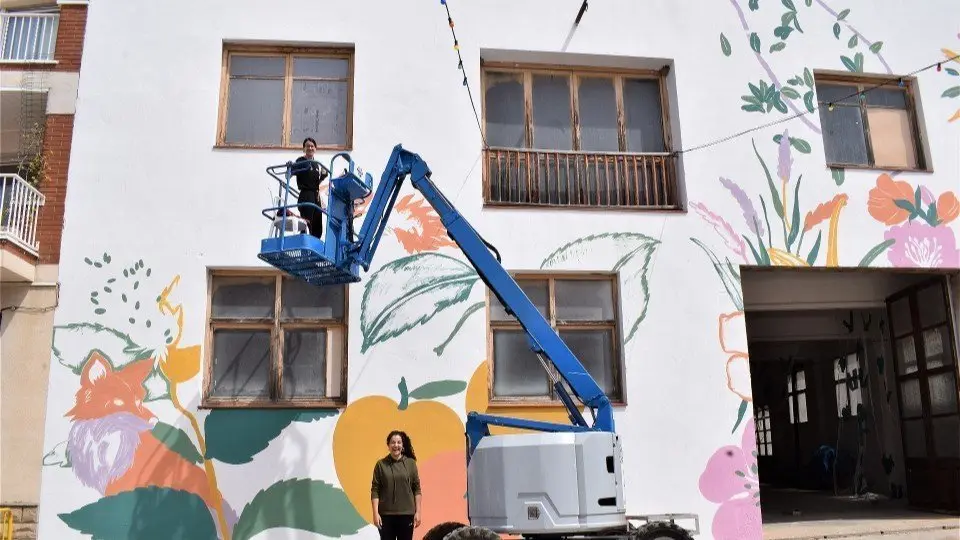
[482,148,681,210]
[1,11,59,63]
[1,173,44,282]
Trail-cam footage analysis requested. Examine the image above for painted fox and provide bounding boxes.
[65,350,233,527]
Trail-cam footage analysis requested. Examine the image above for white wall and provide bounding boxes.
[35,1,960,539]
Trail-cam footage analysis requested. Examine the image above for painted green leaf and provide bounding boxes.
[855,52,864,71]
[52,323,152,373]
[806,230,823,265]
[748,0,759,10]
[749,32,761,53]
[752,139,784,219]
[833,22,841,38]
[360,253,479,353]
[831,168,845,186]
[774,25,793,40]
[541,232,659,344]
[848,34,858,48]
[770,42,787,53]
[233,479,365,540]
[772,94,788,113]
[152,422,202,464]
[434,301,484,356]
[732,400,749,433]
[942,86,960,98]
[780,87,800,99]
[781,0,795,10]
[803,68,814,87]
[787,175,803,250]
[205,409,302,464]
[841,55,859,72]
[804,0,812,5]
[803,90,815,113]
[42,441,71,468]
[748,83,763,101]
[869,41,884,54]
[945,68,959,77]
[143,368,171,402]
[791,137,812,154]
[409,380,468,400]
[720,33,732,56]
[859,240,895,267]
[837,8,850,20]
[59,486,218,540]
[691,238,743,311]
[294,410,340,422]
[742,104,765,113]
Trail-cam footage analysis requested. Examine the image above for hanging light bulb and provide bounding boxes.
[454,40,460,51]
[458,59,463,70]
[463,77,468,86]
[448,17,454,28]
[828,103,835,111]
[937,63,942,72]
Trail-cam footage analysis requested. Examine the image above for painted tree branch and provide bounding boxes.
[729,0,822,134]
[814,0,893,74]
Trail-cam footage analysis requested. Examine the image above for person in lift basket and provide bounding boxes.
[292,137,328,239]
[371,430,422,540]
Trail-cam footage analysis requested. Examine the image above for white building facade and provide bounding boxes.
[35,0,960,539]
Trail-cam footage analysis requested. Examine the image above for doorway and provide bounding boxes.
[740,267,960,538]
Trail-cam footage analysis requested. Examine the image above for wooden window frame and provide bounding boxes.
[814,71,929,173]
[216,44,355,151]
[201,269,349,409]
[755,405,773,456]
[786,367,808,424]
[485,271,626,407]
[834,352,863,418]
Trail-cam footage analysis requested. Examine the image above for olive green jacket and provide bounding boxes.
[371,454,421,515]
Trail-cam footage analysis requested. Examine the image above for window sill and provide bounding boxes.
[0,60,58,66]
[487,399,627,409]
[827,163,934,174]
[213,144,352,152]
[482,201,686,214]
[199,398,345,410]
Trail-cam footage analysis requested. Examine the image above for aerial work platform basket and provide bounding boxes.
[258,152,373,286]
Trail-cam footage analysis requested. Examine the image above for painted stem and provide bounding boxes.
[729,0,822,134]
[814,0,893,74]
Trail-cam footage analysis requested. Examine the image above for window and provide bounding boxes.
[481,62,679,209]
[755,406,773,456]
[787,368,808,424]
[834,353,863,417]
[487,273,624,404]
[815,74,926,171]
[217,45,353,150]
[202,271,347,408]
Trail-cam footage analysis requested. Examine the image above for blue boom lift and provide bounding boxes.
[259,145,698,540]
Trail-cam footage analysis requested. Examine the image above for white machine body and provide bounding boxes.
[466,431,627,535]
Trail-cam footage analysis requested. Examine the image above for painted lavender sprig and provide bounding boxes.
[719,177,764,239]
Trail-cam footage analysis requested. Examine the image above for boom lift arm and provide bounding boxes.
[261,144,615,456]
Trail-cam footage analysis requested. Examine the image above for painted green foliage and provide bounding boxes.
[204,409,338,465]
[232,479,366,540]
[59,487,219,540]
[359,233,661,356]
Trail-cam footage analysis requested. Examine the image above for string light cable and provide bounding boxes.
[441,0,488,149]
[674,53,959,156]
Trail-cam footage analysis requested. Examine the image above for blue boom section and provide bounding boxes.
[259,144,615,457]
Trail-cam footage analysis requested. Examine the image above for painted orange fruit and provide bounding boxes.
[464,362,583,435]
[333,376,466,523]
[414,450,468,540]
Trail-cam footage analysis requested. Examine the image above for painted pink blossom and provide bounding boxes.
[698,418,763,540]
[884,220,960,268]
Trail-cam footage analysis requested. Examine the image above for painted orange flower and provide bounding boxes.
[718,311,752,402]
[938,191,959,224]
[390,193,456,254]
[868,174,915,225]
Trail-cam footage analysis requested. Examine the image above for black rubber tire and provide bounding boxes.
[442,525,501,540]
[633,521,694,540]
[425,522,467,540]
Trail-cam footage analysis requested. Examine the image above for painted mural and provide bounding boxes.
[36,2,960,540]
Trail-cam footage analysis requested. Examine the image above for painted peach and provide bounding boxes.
[464,362,583,435]
[938,191,959,224]
[414,450,468,540]
[333,379,465,524]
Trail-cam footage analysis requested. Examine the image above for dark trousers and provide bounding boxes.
[297,189,323,239]
[379,514,414,540]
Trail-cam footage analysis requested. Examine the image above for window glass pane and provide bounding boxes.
[815,83,858,105]
[927,372,958,415]
[897,335,918,375]
[211,329,271,398]
[212,276,275,319]
[490,280,548,321]
[900,378,923,418]
[923,325,952,369]
[492,329,550,397]
[282,329,327,398]
[866,88,907,108]
[225,78,284,145]
[917,283,947,327]
[294,57,348,78]
[889,296,912,336]
[578,77,618,152]
[290,80,348,147]
[867,108,917,169]
[623,78,665,152]
[484,72,525,148]
[230,55,285,77]
[797,392,808,423]
[819,105,868,165]
[795,370,806,391]
[554,279,614,321]
[531,74,572,150]
[281,279,344,320]
[932,416,959,458]
[560,329,616,398]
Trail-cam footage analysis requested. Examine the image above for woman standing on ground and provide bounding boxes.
[371,430,422,540]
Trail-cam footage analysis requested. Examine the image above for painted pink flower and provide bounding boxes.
[699,418,763,540]
[884,220,960,268]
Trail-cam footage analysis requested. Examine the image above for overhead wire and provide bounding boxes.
[441,0,487,149]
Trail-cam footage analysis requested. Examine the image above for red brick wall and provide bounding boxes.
[0,3,87,72]
[36,115,74,264]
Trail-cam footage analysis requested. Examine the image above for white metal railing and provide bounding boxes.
[1,12,59,62]
[0,174,45,255]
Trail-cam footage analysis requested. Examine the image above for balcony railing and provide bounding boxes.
[0,174,45,255]
[483,148,680,210]
[1,12,59,62]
